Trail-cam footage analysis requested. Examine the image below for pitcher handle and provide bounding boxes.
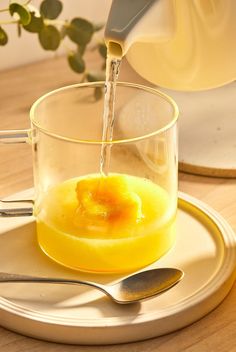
[0,129,34,217]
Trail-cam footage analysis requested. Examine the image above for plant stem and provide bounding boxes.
[44,19,68,27]
[0,19,18,24]
[0,7,9,13]
[80,73,86,83]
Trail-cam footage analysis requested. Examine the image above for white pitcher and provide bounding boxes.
[105,0,236,91]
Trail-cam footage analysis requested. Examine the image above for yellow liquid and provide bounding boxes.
[36,174,176,273]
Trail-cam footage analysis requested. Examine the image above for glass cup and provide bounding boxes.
[0,82,178,273]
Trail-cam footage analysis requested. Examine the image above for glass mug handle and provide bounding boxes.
[0,129,34,217]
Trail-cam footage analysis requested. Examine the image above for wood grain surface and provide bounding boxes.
[0,54,236,352]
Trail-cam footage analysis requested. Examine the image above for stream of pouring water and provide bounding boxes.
[99,56,121,175]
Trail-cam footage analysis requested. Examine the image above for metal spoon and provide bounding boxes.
[0,268,184,304]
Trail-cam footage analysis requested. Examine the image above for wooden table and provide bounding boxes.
[0,55,236,352]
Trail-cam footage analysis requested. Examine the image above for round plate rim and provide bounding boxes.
[0,191,236,329]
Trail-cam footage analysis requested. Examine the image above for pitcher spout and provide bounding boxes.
[104,0,175,58]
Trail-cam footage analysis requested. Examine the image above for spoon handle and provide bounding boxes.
[0,272,107,294]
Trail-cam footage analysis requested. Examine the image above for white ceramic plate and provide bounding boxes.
[0,191,235,345]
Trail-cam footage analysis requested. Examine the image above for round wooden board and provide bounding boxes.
[165,82,236,178]
[0,190,235,345]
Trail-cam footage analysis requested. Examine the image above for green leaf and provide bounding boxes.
[23,12,44,33]
[38,25,60,50]
[0,26,8,45]
[9,3,31,26]
[94,87,103,100]
[40,0,62,19]
[86,70,106,82]
[98,43,107,59]
[66,18,94,45]
[67,51,85,73]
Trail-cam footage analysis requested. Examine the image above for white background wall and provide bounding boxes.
[0,0,112,70]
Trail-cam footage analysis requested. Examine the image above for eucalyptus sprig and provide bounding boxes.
[0,0,107,83]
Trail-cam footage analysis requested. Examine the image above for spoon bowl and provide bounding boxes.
[0,268,184,304]
[108,268,184,303]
